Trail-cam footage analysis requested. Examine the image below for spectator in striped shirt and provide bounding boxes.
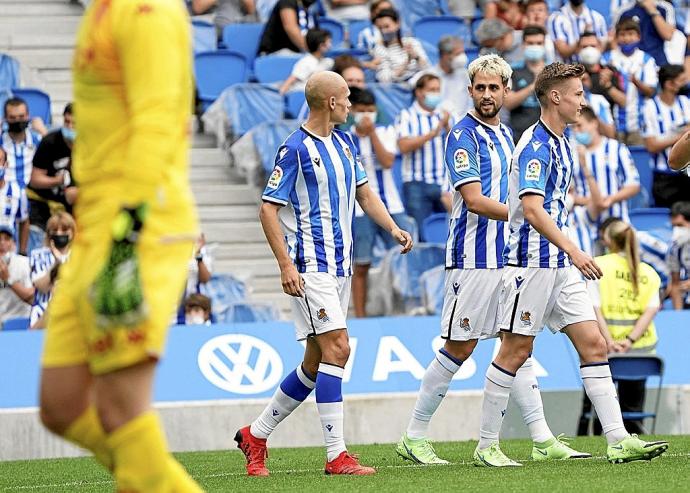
[396,73,450,239]
[641,64,690,207]
[548,0,608,62]
[0,147,29,244]
[601,18,658,146]
[356,0,392,52]
[371,8,429,83]
[523,0,557,63]
[669,201,690,309]
[614,0,677,67]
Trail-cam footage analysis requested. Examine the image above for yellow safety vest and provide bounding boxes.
[595,253,660,349]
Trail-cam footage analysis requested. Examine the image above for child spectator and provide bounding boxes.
[185,293,213,325]
[371,8,429,83]
[669,201,690,309]
[279,29,333,94]
[356,0,393,52]
[0,224,32,325]
[614,0,677,66]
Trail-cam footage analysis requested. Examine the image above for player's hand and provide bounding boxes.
[195,233,206,257]
[391,227,413,254]
[569,248,603,280]
[439,111,450,131]
[90,204,148,329]
[356,115,375,136]
[281,263,305,297]
[606,340,618,353]
[618,338,632,352]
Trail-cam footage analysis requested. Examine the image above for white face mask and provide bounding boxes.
[579,46,602,65]
[186,314,207,325]
[353,112,377,125]
[1,253,10,264]
[451,53,468,71]
[672,226,690,244]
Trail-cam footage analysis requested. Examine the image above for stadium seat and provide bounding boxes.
[422,212,449,245]
[413,16,469,50]
[419,39,439,66]
[221,83,285,136]
[2,317,30,331]
[466,47,480,64]
[221,23,264,70]
[326,47,369,58]
[348,19,371,49]
[628,146,653,207]
[192,19,217,54]
[588,0,611,23]
[629,208,671,232]
[419,264,445,314]
[319,17,345,47]
[608,355,664,433]
[368,83,412,126]
[396,0,446,32]
[254,54,301,84]
[199,274,247,317]
[11,88,51,125]
[223,301,280,323]
[252,119,301,173]
[194,50,248,110]
[0,54,20,91]
[284,90,307,119]
[390,243,446,305]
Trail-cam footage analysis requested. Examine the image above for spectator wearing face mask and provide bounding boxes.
[372,8,430,83]
[669,201,690,309]
[396,74,449,239]
[424,35,472,117]
[258,0,318,55]
[184,293,213,325]
[641,64,690,207]
[523,0,557,63]
[614,0,677,67]
[349,88,408,317]
[279,29,333,94]
[0,148,29,244]
[577,33,627,110]
[548,0,608,62]
[29,212,75,329]
[28,103,78,232]
[357,0,394,52]
[475,18,523,66]
[505,25,548,142]
[0,224,32,325]
[601,19,659,146]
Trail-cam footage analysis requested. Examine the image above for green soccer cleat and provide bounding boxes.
[396,434,449,465]
[473,442,522,467]
[606,434,669,464]
[532,434,592,461]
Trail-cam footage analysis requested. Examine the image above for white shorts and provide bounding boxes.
[497,266,596,336]
[440,269,502,341]
[290,272,351,341]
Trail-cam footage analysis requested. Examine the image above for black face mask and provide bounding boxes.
[51,234,71,249]
[570,0,584,6]
[7,120,29,133]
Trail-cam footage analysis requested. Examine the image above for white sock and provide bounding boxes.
[479,362,515,449]
[580,363,628,444]
[511,357,554,444]
[250,365,315,439]
[407,349,462,439]
[316,363,347,461]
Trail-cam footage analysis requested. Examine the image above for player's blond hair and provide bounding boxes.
[467,54,513,87]
[46,211,76,237]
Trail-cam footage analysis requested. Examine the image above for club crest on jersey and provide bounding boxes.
[520,311,532,327]
[525,159,541,181]
[312,156,321,167]
[267,166,283,189]
[317,308,330,322]
[460,317,471,331]
[344,147,353,161]
[454,149,469,172]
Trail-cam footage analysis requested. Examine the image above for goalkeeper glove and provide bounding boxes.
[91,204,149,329]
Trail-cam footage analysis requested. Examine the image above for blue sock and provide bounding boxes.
[316,363,346,461]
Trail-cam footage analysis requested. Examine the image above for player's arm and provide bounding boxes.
[398,112,449,154]
[460,183,508,220]
[669,130,690,171]
[356,184,413,253]
[280,6,307,52]
[670,271,685,309]
[259,201,305,296]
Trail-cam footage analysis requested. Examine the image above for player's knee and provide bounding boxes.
[322,332,350,366]
[39,399,79,436]
[444,339,477,361]
[582,333,608,363]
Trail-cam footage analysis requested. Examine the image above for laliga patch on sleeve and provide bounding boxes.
[454,149,470,172]
[267,166,283,189]
[524,159,541,181]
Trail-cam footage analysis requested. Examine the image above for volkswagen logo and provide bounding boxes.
[198,334,284,394]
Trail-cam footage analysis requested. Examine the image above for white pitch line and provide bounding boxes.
[4,453,689,491]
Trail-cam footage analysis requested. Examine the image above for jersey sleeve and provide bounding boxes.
[667,242,681,273]
[375,125,398,155]
[395,110,413,139]
[517,143,551,197]
[112,0,191,204]
[350,137,368,186]
[641,100,657,138]
[261,144,300,206]
[30,251,55,283]
[644,269,661,309]
[444,127,480,190]
[640,56,658,87]
[31,137,53,171]
[617,144,640,187]
[291,55,314,81]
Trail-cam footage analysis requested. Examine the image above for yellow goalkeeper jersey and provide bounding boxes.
[72,0,197,238]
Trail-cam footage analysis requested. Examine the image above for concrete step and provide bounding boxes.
[197,205,258,222]
[189,166,231,183]
[214,258,279,278]
[251,292,291,313]
[0,17,82,36]
[201,221,264,243]
[42,82,72,102]
[39,69,72,83]
[211,242,272,260]
[250,276,282,293]
[1,3,83,15]
[6,48,74,70]
[190,148,229,167]
[191,184,257,206]
[0,34,75,50]
[191,132,217,149]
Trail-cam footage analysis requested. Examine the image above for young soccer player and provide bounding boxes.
[235,71,413,476]
[475,62,669,466]
[397,54,589,466]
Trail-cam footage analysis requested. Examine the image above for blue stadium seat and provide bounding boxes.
[396,0,445,32]
[199,274,247,316]
[413,16,468,50]
[221,83,284,136]
[422,213,449,245]
[194,51,248,110]
[419,39,439,66]
[11,88,51,125]
[2,317,30,331]
[319,17,345,47]
[254,54,301,83]
[284,90,307,119]
[588,0,611,23]
[628,146,653,208]
[0,54,20,91]
[223,301,280,323]
[368,83,412,126]
[326,47,369,58]
[252,119,301,173]
[608,355,664,433]
[419,264,445,315]
[390,243,446,303]
[629,208,671,232]
[192,19,217,54]
[348,19,371,49]
[466,47,480,64]
[221,23,264,70]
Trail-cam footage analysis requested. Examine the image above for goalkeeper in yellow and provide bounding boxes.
[38,0,202,490]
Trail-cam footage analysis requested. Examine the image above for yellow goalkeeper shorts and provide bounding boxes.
[42,189,196,375]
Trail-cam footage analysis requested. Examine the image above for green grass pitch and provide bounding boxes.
[0,436,687,492]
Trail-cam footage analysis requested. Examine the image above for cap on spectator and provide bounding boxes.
[475,18,512,44]
[0,224,15,237]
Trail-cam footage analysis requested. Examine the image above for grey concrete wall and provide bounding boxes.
[2,386,688,461]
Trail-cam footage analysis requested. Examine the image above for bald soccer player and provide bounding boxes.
[235,71,413,477]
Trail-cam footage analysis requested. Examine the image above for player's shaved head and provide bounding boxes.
[305,71,348,110]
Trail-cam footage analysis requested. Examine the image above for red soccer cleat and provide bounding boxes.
[324,451,376,475]
[234,426,269,477]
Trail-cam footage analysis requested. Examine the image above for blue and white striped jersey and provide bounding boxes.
[572,137,639,238]
[29,246,57,327]
[638,229,671,288]
[0,180,29,227]
[504,120,574,268]
[350,125,404,218]
[641,94,690,172]
[357,25,382,53]
[548,4,608,60]
[600,49,658,133]
[444,112,514,269]
[568,205,593,256]
[1,130,41,188]
[585,91,614,126]
[396,102,448,186]
[262,126,368,277]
